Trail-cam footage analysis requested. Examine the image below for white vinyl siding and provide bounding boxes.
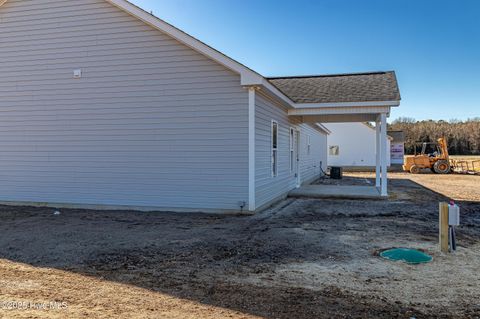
[307,135,311,155]
[324,123,391,167]
[255,91,327,209]
[298,125,328,183]
[0,0,248,210]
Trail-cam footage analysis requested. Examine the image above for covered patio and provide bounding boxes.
[268,71,401,198]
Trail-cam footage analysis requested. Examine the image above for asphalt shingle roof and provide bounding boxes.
[267,71,401,104]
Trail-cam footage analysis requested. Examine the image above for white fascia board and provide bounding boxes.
[260,79,295,108]
[315,123,331,135]
[105,0,264,85]
[288,106,391,116]
[306,123,331,135]
[244,79,295,109]
[294,100,400,109]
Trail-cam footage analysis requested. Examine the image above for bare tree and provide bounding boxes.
[389,118,480,155]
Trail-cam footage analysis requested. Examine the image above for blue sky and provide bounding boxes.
[130,0,480,121]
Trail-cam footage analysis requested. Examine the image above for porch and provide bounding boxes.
[267,71,401,198]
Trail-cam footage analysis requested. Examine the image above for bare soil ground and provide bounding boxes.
[0,172,479,318]
[348,171,480,202]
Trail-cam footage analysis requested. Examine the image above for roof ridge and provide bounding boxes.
[267,71,394,80]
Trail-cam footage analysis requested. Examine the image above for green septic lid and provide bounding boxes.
[380,248,432,264]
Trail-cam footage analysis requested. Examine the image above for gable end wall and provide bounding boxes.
[0,0,249,211]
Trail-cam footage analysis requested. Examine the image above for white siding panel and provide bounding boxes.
[298,124,328,183]
[324,123,391,167]
[0,0,248,210]
[255,92,327,208]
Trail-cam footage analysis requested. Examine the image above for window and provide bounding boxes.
[329,145,340,156]
[289,128,295,173]
[307,135,311,155]
[271,121,278,177]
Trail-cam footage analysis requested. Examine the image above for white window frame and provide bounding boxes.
[289,127,295,174]
[329,145,340,156]
[271,120,278,177]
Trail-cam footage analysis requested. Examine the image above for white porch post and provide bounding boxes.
[248,87,256,211]
[380,113,388,196]
[375,116,381,188]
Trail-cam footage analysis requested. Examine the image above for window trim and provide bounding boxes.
[289,127,295,174]
[271,120,278,177]
[329,145,340,156]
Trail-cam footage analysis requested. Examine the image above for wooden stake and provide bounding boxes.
[439,202,449,253]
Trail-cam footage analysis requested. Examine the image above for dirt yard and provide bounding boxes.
[0,172,479,318]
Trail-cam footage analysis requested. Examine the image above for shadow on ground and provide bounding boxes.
[0,175,479,318]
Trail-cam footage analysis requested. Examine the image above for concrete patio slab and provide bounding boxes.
[289,185,383,199]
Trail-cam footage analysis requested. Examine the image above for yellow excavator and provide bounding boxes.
[403,137,451,174]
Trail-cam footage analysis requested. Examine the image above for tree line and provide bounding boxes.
[388,118,480,155]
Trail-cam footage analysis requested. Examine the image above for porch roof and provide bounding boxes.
[267,71,401,104]
[264,71,401,123]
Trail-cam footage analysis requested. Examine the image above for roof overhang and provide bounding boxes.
[294,100,400,109]
[295,114,385,123]
[288,105,391,116]
[288,105,394,123]
[255,80,295,108]
[266,72,401,116]
[313,123,331,135]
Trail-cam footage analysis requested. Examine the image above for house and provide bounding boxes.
[0,0,400,213]
[324,123,392,168]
